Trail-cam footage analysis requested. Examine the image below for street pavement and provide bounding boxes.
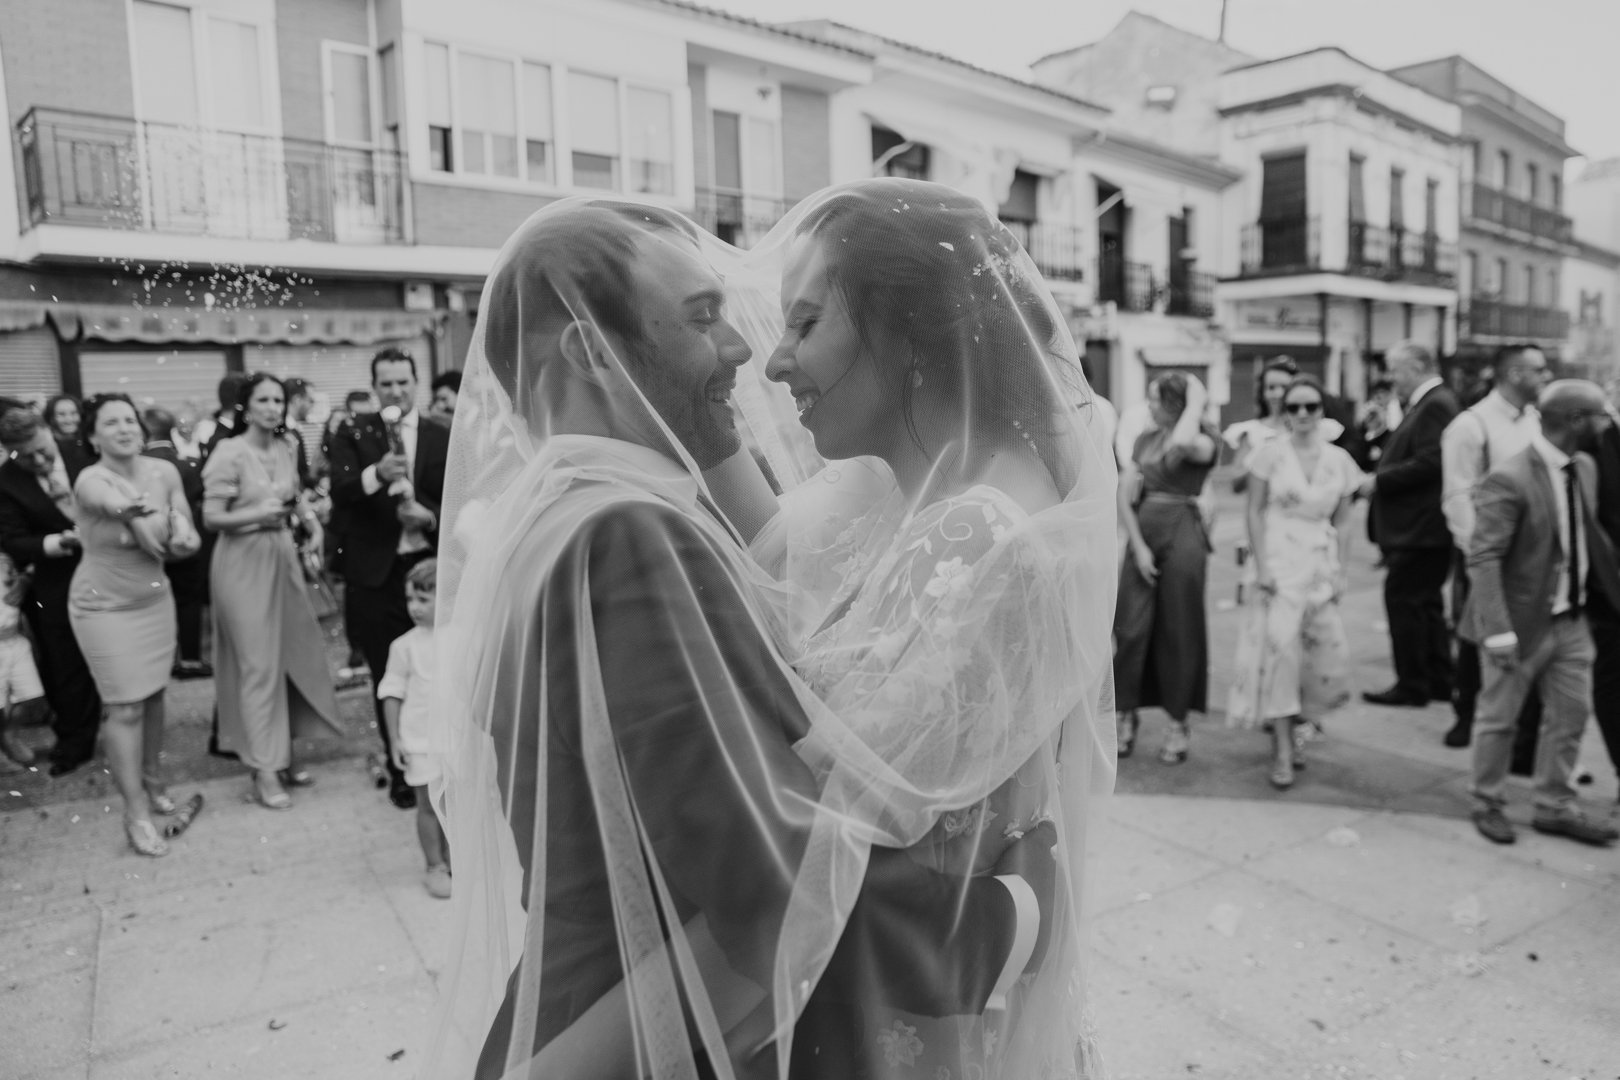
[3,492,1619,1079]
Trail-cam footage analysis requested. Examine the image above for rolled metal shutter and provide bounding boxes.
[0,328,63,400]
[77,350,227,413]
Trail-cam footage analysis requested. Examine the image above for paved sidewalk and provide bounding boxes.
[2,495,1618,1079]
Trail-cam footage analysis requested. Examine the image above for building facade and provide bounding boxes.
[1391,56,1577,373]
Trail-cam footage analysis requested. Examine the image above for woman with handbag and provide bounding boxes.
[68,394,205,857]
[202,373,343,811]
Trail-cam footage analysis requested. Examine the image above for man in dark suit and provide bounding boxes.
[0,410,102,775]
[1581,387,1620,798]
[1360,340,1460,707]
[142,407,211,679]
[1460,381,1620,846]
[325,347,448,808]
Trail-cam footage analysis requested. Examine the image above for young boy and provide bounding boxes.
[377,558,449,898]
[0,553,47,767]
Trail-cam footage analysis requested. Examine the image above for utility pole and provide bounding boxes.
[1218,0,1229,42]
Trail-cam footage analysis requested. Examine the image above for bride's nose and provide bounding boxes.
[765,334,795,382]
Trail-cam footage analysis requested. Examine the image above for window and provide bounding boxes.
[425,43,453,171]
[1348,154,1366,222]
[713,111,742,192]
[1525,265,1536,305]
[379,44,400,150]
[746,117,779,197]
[1470,141,1482,182]
[523,63,554,184]
[1552,173,1563,210]
[209,18,266,130]
[872,125,929,180]
[458,53,518,178]
[626,87,674,195]
[999,169,1039,224]
[1527,162,1540,204]
[327,47,374,146]
[1424,178,1439,235]
[1389,167,1405,229]
[569,72,620,190]
[1495,257,1508,297]
[1464,250,1478,297]
[1498,149,1512,191]
[133,1,199,126]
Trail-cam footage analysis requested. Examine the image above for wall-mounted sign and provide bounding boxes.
[1240,303,1323,331]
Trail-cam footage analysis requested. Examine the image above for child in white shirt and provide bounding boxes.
[0,552,46,767]
[377,558,448,898]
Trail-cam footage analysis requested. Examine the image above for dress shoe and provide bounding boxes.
[1531,809,1619,846]
[1442,721,1472,748]
[1471,806,1516,844]
[1362,687,1428,708]
[389,780,417,810]
[171,660,213,680]
[1429,687,1453,703]
[1509,757,1535,778]
[0,728,35,766]
[47,756,89,778]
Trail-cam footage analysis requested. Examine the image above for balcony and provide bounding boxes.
[1242,216,1456,285]
[1468,182,1573,244]
[1096,252,1156,312]
[1166,269,1216,318]
[693,188,788,249]
[1461,297,1570,341]
[999,220,1088,283]
[17,107,405,245]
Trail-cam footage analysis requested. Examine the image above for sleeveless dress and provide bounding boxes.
[67,462,176,704]
[1226,437,1358,726]
[203,438,342,772]
[1113,426,1216,720]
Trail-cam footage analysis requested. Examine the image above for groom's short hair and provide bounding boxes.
[483,202,699,398]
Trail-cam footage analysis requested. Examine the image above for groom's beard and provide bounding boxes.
[628,347,741,471]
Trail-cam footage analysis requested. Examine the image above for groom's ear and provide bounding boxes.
[558,320,612,381]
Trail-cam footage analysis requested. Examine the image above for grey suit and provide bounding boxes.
[1460,444,1620,812]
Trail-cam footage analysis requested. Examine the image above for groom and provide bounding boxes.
[469,202,1053,1078]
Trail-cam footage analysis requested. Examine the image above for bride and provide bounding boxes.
[715,179,1119,1077]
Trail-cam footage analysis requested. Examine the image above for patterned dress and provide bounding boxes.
[1226,436,1359,726]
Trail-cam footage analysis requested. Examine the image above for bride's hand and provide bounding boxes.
[1131,542,1158,584]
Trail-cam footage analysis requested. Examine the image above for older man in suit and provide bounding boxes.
[1461,380,1620,846]
[1361,340,1461,707]
[325,347,448,808]
[0,410,102,775]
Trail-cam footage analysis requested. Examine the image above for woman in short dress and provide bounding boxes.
[203,373,341,812]
[68,394,202,857]
[1226,375,1359,788]
[1114,372,1218,763]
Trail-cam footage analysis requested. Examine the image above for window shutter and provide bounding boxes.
[1259,153,1306,221]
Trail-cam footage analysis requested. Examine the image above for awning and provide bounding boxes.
[0,301,49,334]
[49,303,438,346]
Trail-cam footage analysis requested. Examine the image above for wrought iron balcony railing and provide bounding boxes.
[1462,296,1571,341]
[1469,182,1573,244]
[692,188,789,249]
[1241,216,1322,274]
[17,107,406,244]
[1346,221,1457,284]
[1096,252,1156,312]
[1166,269,1215,318]
[999,220,1088,283]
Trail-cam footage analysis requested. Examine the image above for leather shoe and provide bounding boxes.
[1472,806,1516,844]
[389,781,417,810]
[171,660,213,680]
[1442,721,1472,748]
[48,756,89,778]
[1531,810,1619,846]
[1362,687,1428,708]
[0,728,35,766]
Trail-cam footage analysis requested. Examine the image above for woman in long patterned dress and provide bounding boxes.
[68,394,203,857]
[1113,372,1218,763]
[203,373,342,811]
[1226,375,1360,788]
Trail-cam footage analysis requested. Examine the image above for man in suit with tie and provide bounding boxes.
[0,410,102,775]
[1460,380,1620,846]
[326,347,448,808]
[1360,340,1461,707]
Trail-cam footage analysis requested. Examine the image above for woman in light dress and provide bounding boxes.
[68,394,203,857]
[202,373,342,811]
[1226,375,1360,788]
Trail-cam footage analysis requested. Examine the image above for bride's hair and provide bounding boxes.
[795,179,1081,490]
[482,201,699,402]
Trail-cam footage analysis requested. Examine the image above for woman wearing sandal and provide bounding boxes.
[67,395,204,856]
[1225,375,1359,787]
[203,374,343,811]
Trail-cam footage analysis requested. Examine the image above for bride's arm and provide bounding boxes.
[702,446,779,543]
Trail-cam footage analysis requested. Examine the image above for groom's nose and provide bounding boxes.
[715,318,752,368]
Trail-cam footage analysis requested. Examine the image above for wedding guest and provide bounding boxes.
[1222,356,1299,480]
[281,377,317,490]
[0,552,47,766]
[1115,372,1218,763]
[45,394,92,482]
[172,401,204,461]
[202,373,343,810]
[326,349,447,808]
[377,558,448,898]
[0,409,100,775]
[1226,376,1358,787]
[1582,382,1620,796]
[199,372,251,460]
[1439,344,1548,752]
[430,370,461,420]
[142,408,211,680]
[69,394,203,857]
[1360,340,1459,707]
[1462,381,1620,847]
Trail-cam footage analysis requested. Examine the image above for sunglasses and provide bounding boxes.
[1285,401,1324,415]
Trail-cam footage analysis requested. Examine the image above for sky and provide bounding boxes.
[714,0,1620,169]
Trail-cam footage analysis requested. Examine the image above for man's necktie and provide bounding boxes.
[1564,462,1582,611]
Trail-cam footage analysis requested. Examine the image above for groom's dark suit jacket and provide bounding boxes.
[476,499,1039,1080]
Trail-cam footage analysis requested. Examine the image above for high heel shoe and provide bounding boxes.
[142,775,177,816]
[126,818,169,857]
[253,770,292,810]
[1116,711,1138,758]
[278,766,315,788]
[1159,722,1190,765]
[1269,753,1295,790]
[162,793,205,839]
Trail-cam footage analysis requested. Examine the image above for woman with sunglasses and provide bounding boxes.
[1226,375,1362,788]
